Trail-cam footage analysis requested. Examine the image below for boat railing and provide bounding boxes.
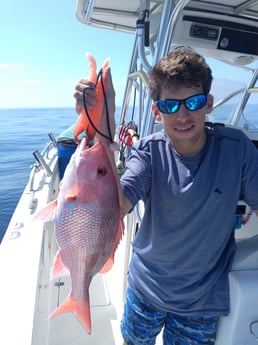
[231,68,258,126]
[119,0,205,139]
[213,88,246,110]
[28,133,58,194]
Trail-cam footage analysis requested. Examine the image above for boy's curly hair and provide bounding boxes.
[149,48,213,101]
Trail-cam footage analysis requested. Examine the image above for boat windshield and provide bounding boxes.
[240,79,258,135]
[206,59,258,135]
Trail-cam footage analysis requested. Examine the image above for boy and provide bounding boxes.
[74,48,258,344]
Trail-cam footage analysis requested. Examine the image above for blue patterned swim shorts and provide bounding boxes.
[121,288,218,345]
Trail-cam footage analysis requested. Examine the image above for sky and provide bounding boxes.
[0,0,135,109]
[0,0,257,109]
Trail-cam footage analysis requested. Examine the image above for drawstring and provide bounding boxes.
[82,69,114,143]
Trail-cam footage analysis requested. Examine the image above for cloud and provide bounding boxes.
[24,80,40,86]
[0,63,22,71]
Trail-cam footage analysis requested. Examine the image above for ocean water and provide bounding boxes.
[0,108,77,241]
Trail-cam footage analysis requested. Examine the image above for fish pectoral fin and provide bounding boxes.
[65,194,77,201]
[99,257,114,273]
[51,251,69,279]
[32,199,57,222]
[49,294,91,334]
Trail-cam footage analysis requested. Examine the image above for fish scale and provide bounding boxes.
[56,207,118,256]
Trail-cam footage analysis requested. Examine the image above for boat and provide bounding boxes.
[1,0,258,344]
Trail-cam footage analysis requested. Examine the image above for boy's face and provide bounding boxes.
[152,85,213,156]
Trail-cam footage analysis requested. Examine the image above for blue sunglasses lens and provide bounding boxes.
[185,94,207,111]
[156,99,180,114]
[156,94,207,114]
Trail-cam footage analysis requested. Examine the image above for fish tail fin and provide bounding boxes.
[74,54,111,144]
[74,53,101,143]
[49,293,91,334]
[74,111,93,143]
[85,52,97,82]
[102,57,110,70]
[32,200,57,222]
[101,57,110,87]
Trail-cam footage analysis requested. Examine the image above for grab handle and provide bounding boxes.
[249,320,258,341]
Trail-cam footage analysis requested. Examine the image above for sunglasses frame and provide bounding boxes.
[155,93,208,114]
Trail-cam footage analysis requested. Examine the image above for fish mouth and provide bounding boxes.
[80,137,97,150]
[79,139,104,158]
[80,136,88,148]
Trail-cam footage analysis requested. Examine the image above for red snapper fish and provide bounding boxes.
[34,54,124,334]
[34,137,124,334]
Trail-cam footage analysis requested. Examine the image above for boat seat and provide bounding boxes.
[232,234,258,271]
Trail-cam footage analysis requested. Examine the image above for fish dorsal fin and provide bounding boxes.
[99,209,125,274]
[112,209,125,253]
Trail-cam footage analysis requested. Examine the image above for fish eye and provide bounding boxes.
[97,167,107,177]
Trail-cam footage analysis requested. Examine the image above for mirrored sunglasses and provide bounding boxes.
[155,94,207,114]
